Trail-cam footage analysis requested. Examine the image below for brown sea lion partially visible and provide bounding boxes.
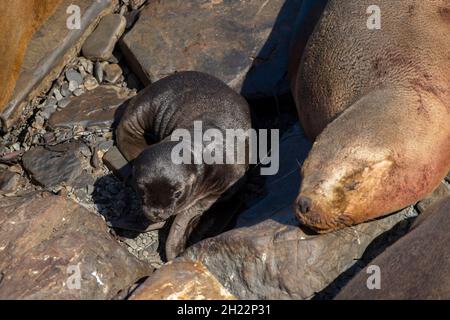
[291,0,450,232]
[335,195,450,300]
[0,0,62,112]
[116,71,251,260]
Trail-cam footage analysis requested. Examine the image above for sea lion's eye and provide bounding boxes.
[174,190,182,199]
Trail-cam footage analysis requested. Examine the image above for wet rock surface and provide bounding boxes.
[0,192,151,299]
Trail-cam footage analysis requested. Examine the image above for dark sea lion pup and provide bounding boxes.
[116,71,252,260]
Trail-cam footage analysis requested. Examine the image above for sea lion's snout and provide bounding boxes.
[296,196,312,214]
[294,194,325,231]
[294,192,345,233]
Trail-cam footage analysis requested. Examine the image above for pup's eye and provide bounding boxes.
[174,191,182,199]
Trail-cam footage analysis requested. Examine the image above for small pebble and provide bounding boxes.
[53,88,63,101]
[125,239,139,250]
[119,4,128,15]
[73,88,85,97]
[46,97,57,107]
[104,64,123,83]
[68,80,79,92]
[65,69,84,85]
[78,65,88,78]
[32,116,44,130]
[79,58,94,74]
[60,82,70,97]
[94,62,105,83]
[84,75,99,91]
[40,105,57,120]
[9,164,22,174]
[97,140,114,153]
[58,98,71,109]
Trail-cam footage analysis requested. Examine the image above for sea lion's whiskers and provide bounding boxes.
[267,167,299,186]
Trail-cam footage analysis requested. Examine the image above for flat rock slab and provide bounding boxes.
[102,146,131,181]
[0,0,116,130]
[22,142,88,188]
[0,192,151,299]
[48,86,134,130]
[82,14,126,61]
[335,196,450,300]
[120,0,303,97]
[130,260,235,300]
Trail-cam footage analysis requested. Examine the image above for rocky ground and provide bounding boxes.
[0,0,164,270]
[0,0,449,300]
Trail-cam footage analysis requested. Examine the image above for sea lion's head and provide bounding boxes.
[294,130,396,233]
[132,142,199,222]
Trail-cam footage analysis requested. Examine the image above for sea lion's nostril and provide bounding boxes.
[297,196,312,214]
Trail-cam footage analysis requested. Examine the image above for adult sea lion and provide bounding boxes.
[292,0,450,232]
[335,195,450,300]
[116,71,251,260]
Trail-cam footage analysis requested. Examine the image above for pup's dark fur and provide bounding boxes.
[116,71,251,260]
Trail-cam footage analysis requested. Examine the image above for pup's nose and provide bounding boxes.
[297,196,312,214]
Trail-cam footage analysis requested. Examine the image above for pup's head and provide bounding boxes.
[132,142,199,222]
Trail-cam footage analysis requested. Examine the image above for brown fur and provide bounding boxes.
[292,0,450,232]
[0,0,62,112]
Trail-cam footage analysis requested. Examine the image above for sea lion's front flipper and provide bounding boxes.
[165,206,204,261]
